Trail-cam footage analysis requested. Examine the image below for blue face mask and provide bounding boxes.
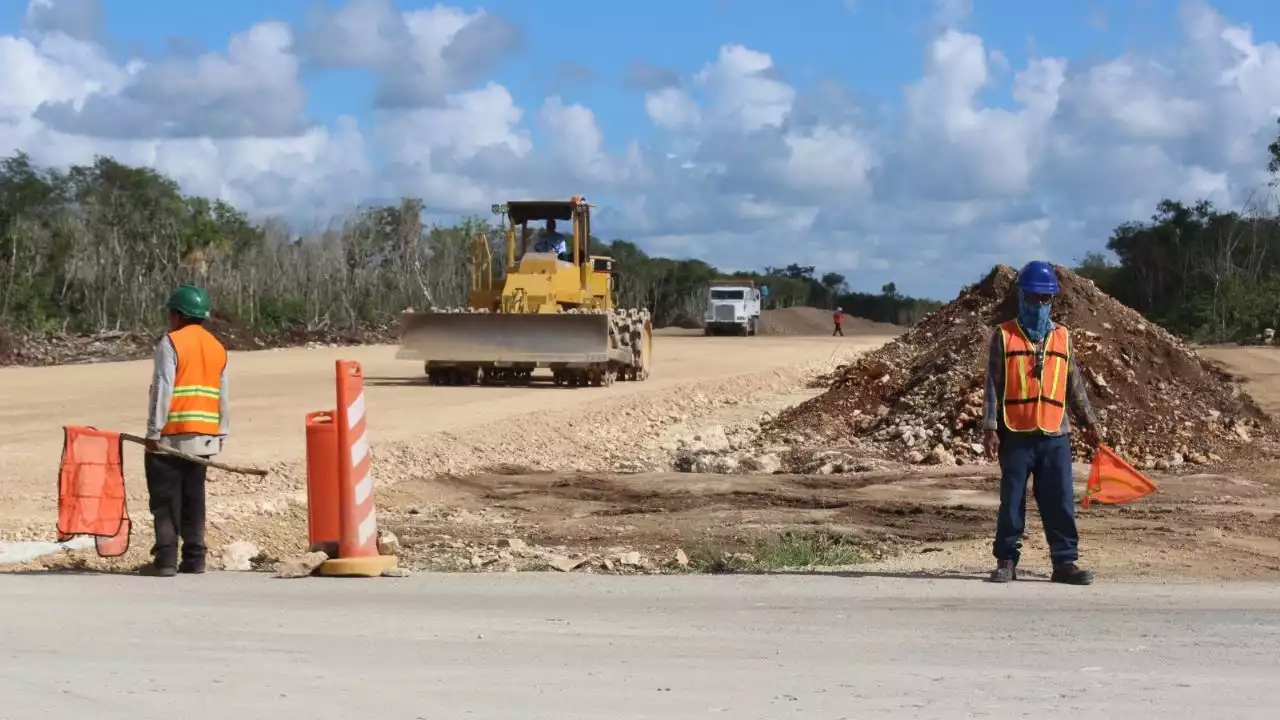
[1017,292,1052,341]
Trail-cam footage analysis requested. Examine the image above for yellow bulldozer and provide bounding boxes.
[396,196,654,387]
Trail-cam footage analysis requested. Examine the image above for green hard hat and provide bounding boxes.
[165,284,211,319]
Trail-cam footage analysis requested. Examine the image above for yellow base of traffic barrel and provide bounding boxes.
[316,554,399,578]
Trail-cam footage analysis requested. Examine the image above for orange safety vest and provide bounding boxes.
[999,319,1070,433]
[161,324,228,436]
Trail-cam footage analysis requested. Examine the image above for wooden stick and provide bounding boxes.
[120,433,269,476]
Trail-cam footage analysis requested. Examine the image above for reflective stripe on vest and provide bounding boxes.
[161,324,228,436]
[999,319,1070,433]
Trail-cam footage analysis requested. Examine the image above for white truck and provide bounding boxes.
[703,280,762,336]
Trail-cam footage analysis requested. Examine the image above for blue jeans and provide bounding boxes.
[993,431,1079,567]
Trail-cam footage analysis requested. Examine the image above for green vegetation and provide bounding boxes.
[687,531,865,573]
[0,152,937,337]
[1073,119,1280,343]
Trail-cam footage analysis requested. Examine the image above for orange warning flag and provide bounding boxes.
[1082,444,1158,509]
[56,426,131,557]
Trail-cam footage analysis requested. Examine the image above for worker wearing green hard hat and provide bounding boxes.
[140,283,229,577]
[164,283,212,321]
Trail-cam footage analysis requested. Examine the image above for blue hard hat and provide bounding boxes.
[1016,261,1059,295]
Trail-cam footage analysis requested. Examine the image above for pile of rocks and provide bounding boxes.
[763,265,1275,470]
[669,421,897,475]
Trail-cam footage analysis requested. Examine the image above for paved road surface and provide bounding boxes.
[2,574,1276,719]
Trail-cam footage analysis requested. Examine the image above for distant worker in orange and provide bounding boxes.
[139,284,229,577]
[981,261,1102,585]
[832,307,844,336]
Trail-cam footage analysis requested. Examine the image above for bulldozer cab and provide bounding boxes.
[495,198,588,267]
[486,197,615,311]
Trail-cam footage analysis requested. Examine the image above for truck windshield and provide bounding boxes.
[710,289,745,300]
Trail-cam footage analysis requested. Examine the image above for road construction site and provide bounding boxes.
[3,268,1280,718]
[2,285,1280,581]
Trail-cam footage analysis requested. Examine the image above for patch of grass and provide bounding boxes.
[752,531,865,569]
[686,531,866,573]
[685,541,753,574]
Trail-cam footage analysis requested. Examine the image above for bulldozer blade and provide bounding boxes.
[397,312,620,365]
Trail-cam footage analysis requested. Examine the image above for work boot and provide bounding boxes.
[988,559,1017,583]
[138,563,177,578]
[1051,563,1094,585]
[178,561,206,575]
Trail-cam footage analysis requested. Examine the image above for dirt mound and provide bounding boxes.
[759,307,898,336]
[764,265,1276,469]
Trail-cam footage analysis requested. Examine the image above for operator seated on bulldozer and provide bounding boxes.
[532,218,572,263]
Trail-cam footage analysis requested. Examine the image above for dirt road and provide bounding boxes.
[1200,345,1280,416]
[8,337,1280,583]
[0,334,885,538]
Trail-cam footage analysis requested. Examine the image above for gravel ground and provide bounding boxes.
[1,333,889,571]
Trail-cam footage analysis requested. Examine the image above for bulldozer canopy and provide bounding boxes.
[507,200,576,225]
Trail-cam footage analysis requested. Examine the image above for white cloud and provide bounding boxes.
[37,21,309,138]
[300,0,522,108]
[694,45,796,133]
[933,0,974,28]
[644,87,701,131]
[24,0,102,41]
[0,7,369,221]
[4,0,1280,299]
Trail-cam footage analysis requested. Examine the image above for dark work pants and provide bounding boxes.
[993,431,1079,567]
[145,452,208,570]
[832,323,844,336]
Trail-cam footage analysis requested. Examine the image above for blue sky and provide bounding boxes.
[24,0,1265,135]
[1,0,1206,148]
[3,0,1280,299]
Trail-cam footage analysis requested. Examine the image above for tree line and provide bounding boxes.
[0,152,938,338]
[1074,120,1280,343]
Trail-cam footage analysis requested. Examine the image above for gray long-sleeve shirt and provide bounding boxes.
[982,322,1097,435]
[146,333,229,456]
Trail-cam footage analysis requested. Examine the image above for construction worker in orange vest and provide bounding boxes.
[138,284,229,577]
[981,261,1102,585]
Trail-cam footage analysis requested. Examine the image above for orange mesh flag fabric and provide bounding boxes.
[1082,445,1158,509]
[56,426,131,557]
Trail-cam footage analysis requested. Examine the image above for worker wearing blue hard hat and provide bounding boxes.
[980,261,1103,585]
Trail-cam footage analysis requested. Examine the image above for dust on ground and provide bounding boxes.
[758,306,900,337]
[378,464,1280,580]
[1,334,886,573]
[8,299,1280,583]
[66,460,1274,581]
[16,342,1280,584]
